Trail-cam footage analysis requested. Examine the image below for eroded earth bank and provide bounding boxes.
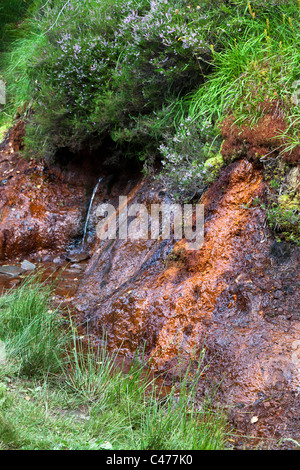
[1,123,300,449]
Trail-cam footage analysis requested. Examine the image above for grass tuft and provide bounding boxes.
[0,272,68,377]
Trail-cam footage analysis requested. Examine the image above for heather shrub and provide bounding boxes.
[159,116,223,201]
[11,0,216,159]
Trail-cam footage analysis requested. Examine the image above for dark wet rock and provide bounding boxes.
[270,241,291,263]
[0,137,141,263]
[273,290,283,299]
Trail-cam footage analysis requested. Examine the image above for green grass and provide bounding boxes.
[185,13,300,131]
[0,272,68,377]
[0,4,45,137]
[0,0,37,51]
[0,1,44,143]
[0,276,230,450]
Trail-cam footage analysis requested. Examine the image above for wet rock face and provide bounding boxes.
[0,132,88,261]
[74,158,300,415]
[0,124,146,262]
[3,123,300,445]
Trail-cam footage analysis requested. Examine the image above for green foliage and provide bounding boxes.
[167,0,300,209]
[267,193,300,245]
[2,0,300,159]
[2,0,212,158]
[262,161,300,244]
[186,1,300,126]
[0,0,37,51]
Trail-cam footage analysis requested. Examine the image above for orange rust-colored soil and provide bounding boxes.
[73,158,300,448]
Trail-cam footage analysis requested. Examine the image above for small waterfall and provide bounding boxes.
[81,177,102,247]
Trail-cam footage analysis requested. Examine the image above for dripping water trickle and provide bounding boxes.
[81,177,102,247]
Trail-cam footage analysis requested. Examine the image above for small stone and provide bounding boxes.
[70,263,82,270]
[0,265,23,277]
[21,260,36,271]
[42,254,53,263]
[66,251,90,263]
